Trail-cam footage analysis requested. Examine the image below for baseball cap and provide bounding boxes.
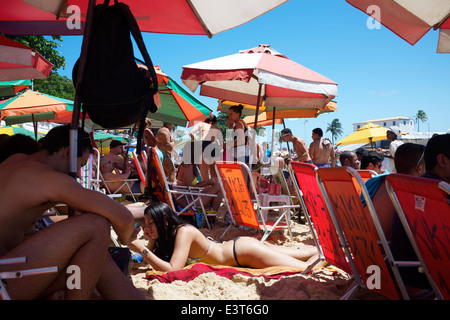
[388,126,401,136]
[109,140,125,148]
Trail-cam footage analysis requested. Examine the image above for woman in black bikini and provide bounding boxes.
[127,202,320,272]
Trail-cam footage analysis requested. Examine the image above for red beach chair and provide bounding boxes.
[288,162,352,277]
[316,166,413,300]
[386,174,450,300]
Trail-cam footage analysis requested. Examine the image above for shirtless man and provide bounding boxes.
[309,128,336,168]
[156,124,176,182]
[100,139,141,194]
[156,123,175,156]
[280,128,312,163]
[0,124,143,300]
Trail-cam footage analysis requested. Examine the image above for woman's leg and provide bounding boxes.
[233,237,317,269]
[201,184,223,211]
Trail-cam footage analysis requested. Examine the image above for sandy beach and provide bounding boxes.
[128,203,386,300]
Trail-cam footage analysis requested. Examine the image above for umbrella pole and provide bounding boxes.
[31,114,37,140]
[270,107,276,165]
[253,83,263,129]
[69,0,97,178]
[282,119,291,154]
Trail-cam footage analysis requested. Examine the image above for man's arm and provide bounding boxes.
[45,171,135,244]
[309,142,316,163]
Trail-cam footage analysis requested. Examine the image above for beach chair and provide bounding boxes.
[90,148,140,202]
[386,174,450,300]
[273,166,300,207]
[288,162,352,276]
[357,170,377,182]
[215,161,299,242]
[0,257,57,300]
[316,166,416,300]
[146,147,217,228]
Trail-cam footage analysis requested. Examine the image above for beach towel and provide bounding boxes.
[144,263,336,284]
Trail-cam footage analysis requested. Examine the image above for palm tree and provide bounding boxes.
[414,110,428,132]
[326,118,343,145]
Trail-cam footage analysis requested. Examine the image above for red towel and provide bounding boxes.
[144,263,307,284]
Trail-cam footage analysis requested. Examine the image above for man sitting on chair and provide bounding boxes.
[100,140,142,194]
[390,134,450,299]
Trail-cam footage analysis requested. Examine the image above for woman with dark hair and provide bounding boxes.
[226,104,251,164]
[127,202,320,272]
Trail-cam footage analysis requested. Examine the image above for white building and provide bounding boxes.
[353,116,414,134]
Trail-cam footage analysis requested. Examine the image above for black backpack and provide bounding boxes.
[72,0,158,151]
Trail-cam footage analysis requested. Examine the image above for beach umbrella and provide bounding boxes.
[0,89,70,125]
[346,0,450,53]
[0,0,288,37]
[336,122,389,149]
[0,0,289,178]
[242,100,338,128]
[181,44,338,128]
[93,131,128,154]
[145,65,212,127]
[0,35,53,81]
[0,125,41,139]
[0,80,31,98]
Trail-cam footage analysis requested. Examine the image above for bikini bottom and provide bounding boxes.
[232,237,242,267]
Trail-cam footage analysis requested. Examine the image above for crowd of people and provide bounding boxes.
[0,114,449,300]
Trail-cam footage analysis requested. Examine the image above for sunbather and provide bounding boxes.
[0,124,144,300]
[126,202,320,272]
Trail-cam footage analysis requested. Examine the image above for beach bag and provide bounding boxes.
[72,0,158,151]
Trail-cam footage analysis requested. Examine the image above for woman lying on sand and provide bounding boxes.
[127,202,320,272]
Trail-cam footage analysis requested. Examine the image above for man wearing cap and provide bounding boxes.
[386,126,404,173]
[100,139,142,194]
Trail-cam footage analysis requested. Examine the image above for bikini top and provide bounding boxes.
[186,240,213,265]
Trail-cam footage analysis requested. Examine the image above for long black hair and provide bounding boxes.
[144,202,184,262]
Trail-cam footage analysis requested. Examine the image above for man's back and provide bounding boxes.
[309,138,335,167]
[0,154,65,255]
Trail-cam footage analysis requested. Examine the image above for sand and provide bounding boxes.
[127,203,386,300]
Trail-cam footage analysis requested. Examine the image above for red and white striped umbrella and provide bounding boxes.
[0,0,288,37]
[346,0,450,53]
[181,44,337,113]
[0,35,53,81]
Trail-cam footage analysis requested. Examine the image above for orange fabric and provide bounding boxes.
[317,167,400,300]
[387,174,450,299]
[290,162,351,274]
[216,162,260,229]
[147,148,172,206]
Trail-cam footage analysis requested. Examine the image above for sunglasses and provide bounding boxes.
[281,133,289,138]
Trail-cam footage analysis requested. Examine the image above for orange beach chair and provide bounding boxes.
[215,161,299,242]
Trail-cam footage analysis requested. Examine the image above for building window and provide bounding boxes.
[403,121,406,125]
[357,125,360,129]
[383,122,386,126]
[393,121,396,125]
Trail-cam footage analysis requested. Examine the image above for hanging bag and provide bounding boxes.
[73,0,158,151]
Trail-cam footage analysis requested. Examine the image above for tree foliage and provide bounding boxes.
[414,109,428,132]
[33,73,75,100]
[326,118,343,145]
